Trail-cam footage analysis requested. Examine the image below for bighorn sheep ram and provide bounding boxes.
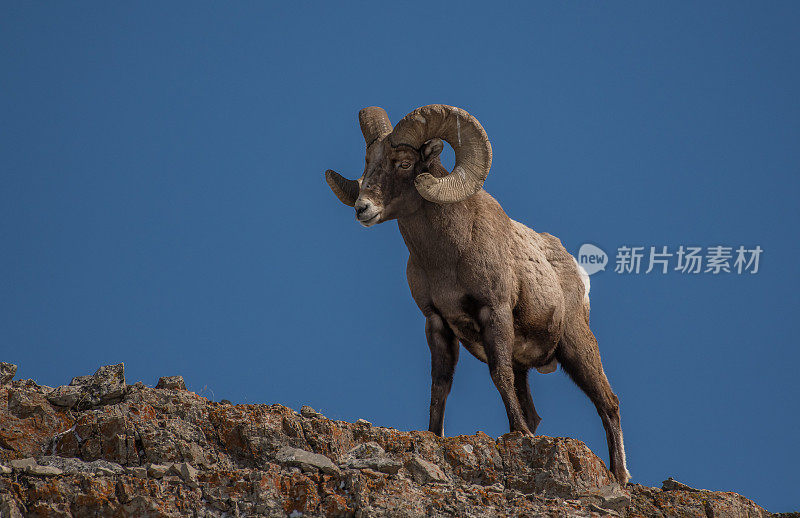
[324,104,630,484]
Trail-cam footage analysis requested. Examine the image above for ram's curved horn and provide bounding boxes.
[359,107,393,148]
[325,169,359,207]
[389,105,492,204]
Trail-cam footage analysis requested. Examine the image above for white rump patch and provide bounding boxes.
[571,256,591,301]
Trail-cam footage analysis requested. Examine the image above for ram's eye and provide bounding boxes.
[399,160,412,169]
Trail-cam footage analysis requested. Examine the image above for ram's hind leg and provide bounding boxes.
[556,322,630,485]
[513,364,542,434]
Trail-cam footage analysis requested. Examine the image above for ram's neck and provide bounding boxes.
[397,157,514,272]
[397,192,489,272]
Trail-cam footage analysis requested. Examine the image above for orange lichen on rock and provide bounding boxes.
[0,366,778,517]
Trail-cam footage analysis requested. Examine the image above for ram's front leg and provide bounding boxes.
[426,313,459,437]
[480,306,532,435]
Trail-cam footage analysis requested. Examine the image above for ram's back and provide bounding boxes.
[510,219,590,317]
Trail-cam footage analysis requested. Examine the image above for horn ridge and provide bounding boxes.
[358,106,393,147]
[389,105,492,204]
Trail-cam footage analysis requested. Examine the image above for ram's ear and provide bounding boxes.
[421,138,444,166]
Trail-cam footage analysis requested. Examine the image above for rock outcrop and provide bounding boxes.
[0,363,779,517]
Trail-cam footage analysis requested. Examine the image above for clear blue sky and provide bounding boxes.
[2,2,798,512]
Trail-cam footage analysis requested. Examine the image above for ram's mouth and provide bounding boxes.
[358,212,381,227]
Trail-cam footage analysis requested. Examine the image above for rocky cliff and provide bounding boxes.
[0,363,781,517]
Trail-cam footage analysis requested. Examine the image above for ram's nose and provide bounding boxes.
[354,199,381,227]
[355,200,369,218]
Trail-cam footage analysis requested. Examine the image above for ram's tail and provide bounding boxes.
[571,256,591,305]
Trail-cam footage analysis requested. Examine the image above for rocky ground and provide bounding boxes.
[0,362,787,517]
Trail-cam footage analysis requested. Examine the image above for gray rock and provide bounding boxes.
[346,442,385,458]
[579,483,631,513]
[147,463,170,479]
[498,434,615,499]
[87,363,127,404]
[275,446,341,476]
[340,442,402,475]
[47,363,127,410]
[355,419,372,426]
[0,495,23,518]
[0,362,17,384]
[70,375,93,386]
[344,456,402,475]
[405,455,449,484]
[116,479,135,504]
[300,405,324,419]
[177,462,199,487]
[25,464,63,477]
[38,455,124,475]
[125,466,148,479]
[156,376,187,390]
[662,477,700,492]
[181,442,209,467]
[588,503,621,516]
[46,385,83,408]
[0,465,11,475]
[9,458,36,471]
[7,390,50,418]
